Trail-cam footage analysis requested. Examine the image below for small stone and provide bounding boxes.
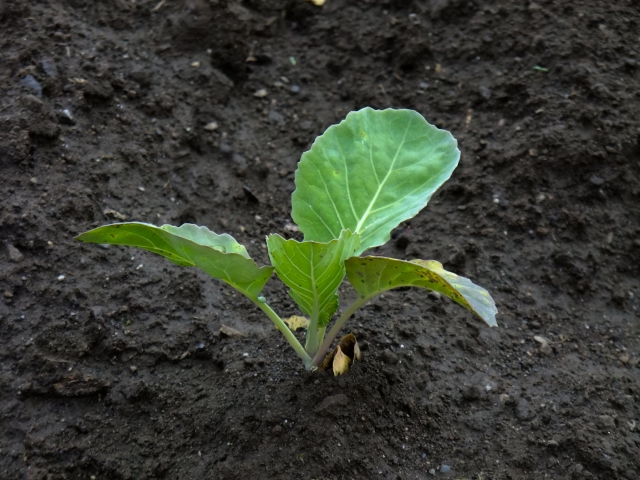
[204,121,219,131]
[589,175,605,186]
[253,88,268,98]
[619,354,629,364]
[596,415,615,431]
[3,291,13,299]
[220,324,247,338]
[314,394,348,415]
[381,349,399,365]
[58,108,75,125]
[428,468,436,475]
[268,109,285,125]
[283,222,299,233]
[440,464,451,473]
[290,84,300,94]
[7,244,24,262]
[462,384,483,401]
[479,85,491,99]
[104,208,127,221]
[547,440,559,447]
[42,58,59,78]
[534,335,552,355]
[21,75,42,98]
[57,275,65,281]
[272,425,283,435]
[536,227,549,236]
[219,142,233,154]
[624,57,639,69]
[129,366,138,373]
[516,398,535,421]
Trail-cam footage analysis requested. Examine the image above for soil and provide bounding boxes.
[1,0,639,479]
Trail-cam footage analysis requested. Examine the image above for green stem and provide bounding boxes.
[305,311,320,357]
[253,300,312,367]
[317,325,327,347]
[310,295,370,368]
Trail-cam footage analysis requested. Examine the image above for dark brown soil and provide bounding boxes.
[1,0,640,479]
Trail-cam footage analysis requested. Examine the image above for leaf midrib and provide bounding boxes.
[354,116,413,234]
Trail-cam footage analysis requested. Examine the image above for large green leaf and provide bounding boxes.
[345,256,497,327]
[266,230,360,327]
[292,108,459,255]
[76,223,273,299]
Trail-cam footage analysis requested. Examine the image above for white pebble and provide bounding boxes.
[253,88,268,98]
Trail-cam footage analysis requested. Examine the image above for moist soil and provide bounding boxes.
[1,1,640,479]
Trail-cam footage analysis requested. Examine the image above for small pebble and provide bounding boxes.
[57,275,65,281]
[479,85,492,99]
[596,415,615,430]
[7,244,24,262]
[253,88,268,98]
[204,121,219,131]
[290,84,300,94]
[59,108,75,125]
[440,465,451,473]
[21,75,42,98]
[516,398,535,421]
[381,349,399,365]
[428,469,436,475]
[129,366,137,373]
[42,58,59,77]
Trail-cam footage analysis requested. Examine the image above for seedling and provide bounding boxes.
[77,108,497,374]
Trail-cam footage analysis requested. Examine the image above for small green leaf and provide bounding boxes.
[267,230,360,327]
[345,256,497,327]
[76,222,273,299]
[292,108,459,255]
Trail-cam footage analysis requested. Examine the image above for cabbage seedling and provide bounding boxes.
[77,108,497,374]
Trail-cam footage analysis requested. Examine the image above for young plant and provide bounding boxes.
[77,108,497,374]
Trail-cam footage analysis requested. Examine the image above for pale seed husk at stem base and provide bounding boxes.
[283,315,310,331]
[320,333,362,376]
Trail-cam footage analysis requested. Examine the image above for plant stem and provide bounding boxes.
[310,295,370,368]
[305,311,320,357]
[253,300,312,367]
